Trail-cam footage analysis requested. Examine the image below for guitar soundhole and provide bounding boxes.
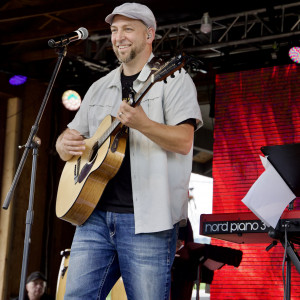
[74,157,81,184]
[78,143,99,183]
[90,143,99,162]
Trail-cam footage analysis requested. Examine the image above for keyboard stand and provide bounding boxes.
[280,233,300,300]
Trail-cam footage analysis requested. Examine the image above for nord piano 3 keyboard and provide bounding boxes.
[200,210,300,244]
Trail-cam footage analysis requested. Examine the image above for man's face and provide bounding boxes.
[110,15,148,64]
[26,279,45,299]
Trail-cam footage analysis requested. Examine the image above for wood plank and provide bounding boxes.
[0,19,109,45]
[0,1,104,22]
[0,97,21,300]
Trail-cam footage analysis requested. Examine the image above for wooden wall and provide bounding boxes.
[0,72,78,299]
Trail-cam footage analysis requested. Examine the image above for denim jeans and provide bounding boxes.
[64,209,178,300]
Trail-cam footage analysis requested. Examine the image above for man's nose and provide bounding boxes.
[115,30,125,41]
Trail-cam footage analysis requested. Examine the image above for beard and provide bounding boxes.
[113,39,147,63]
[115,48,136,63]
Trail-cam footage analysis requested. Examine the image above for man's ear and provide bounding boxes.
[146,28,155,42]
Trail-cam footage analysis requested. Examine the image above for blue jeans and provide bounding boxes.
[64,209,178,300]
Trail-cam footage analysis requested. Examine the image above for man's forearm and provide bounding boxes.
[138,120,194,155]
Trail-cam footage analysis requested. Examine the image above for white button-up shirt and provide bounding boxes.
[68,54,203,233]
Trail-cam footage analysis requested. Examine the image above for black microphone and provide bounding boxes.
[48,27,89,48]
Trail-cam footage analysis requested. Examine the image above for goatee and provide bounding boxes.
[115,49,136,63]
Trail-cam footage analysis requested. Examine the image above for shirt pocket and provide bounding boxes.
[88,103,115,136]
[140,86,165,123]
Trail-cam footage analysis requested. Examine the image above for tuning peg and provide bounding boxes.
[179,68,182,73]
[171,74,175,78]
[164,79,167,84]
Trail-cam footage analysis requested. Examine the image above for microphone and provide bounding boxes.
[48,27,89,48]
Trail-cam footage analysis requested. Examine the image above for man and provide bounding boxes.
[14,271,53,300]
[56,2,202,300]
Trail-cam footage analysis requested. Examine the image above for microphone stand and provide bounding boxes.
[2,46,67,300]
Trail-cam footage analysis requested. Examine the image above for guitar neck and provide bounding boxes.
[132,75,155,107]
[96,118,120,148]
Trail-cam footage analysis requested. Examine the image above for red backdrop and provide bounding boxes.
[211,63,300,299]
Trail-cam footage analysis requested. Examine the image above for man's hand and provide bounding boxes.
[117,101,148,130]
[56,128,86,161]
[117,101,194,155]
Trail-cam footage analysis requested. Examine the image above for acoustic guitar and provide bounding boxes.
[56,53,194,225]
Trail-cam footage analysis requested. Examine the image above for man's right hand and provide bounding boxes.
[56,128,86,161]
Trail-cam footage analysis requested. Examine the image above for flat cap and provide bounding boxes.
[105,2,156,31]
[26,271,47,284]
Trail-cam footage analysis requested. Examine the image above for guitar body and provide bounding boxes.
[56,115,127,225]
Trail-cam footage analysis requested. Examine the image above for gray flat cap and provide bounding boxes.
[105,2,156,31]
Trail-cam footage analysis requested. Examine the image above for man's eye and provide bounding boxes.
[125,28,133,32]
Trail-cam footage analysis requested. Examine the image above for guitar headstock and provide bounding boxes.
[148,57,165,71]
[151,53,200,83]
[132,53,202,108]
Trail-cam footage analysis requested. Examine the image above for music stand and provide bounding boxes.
[261,143,300,299]
[261,143,300,198]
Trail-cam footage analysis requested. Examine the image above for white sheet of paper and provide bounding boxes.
[242,155,295,228]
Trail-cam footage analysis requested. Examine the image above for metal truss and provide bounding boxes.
[153,2,300,59]
[157,2,300,57]
[87,1,300,69]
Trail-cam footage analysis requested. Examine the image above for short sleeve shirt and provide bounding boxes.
[68,53,203,233]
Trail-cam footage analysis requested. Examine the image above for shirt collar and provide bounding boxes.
[136,53,155,82]
[108,53,155,88]
[108,64,123,88]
